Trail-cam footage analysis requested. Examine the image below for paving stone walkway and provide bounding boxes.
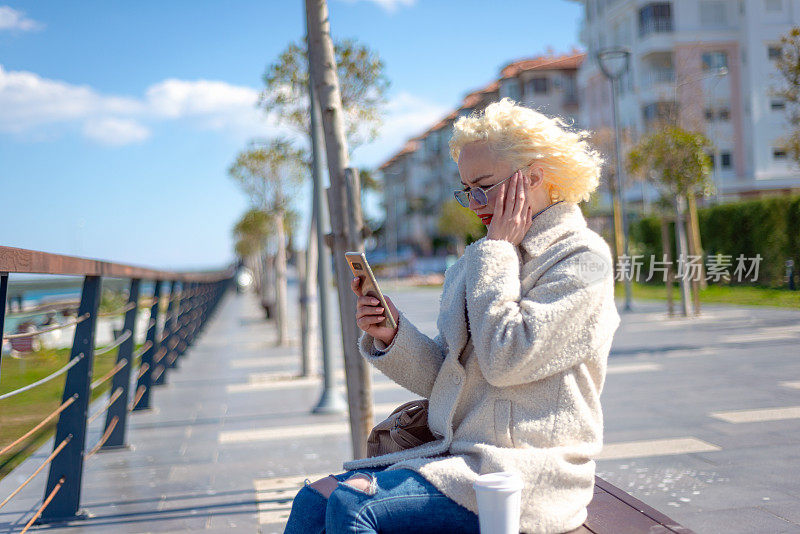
[2,279,800,533]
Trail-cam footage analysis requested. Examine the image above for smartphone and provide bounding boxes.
[345,251,397,331]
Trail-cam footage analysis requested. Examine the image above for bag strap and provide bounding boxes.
[389,426,429,448]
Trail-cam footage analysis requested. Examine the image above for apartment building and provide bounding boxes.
[576,0,800,207]
[378,52,585,256]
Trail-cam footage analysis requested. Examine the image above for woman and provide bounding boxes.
[284,98,621,534]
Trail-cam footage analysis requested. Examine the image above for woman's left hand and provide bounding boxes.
[487,170,533,246]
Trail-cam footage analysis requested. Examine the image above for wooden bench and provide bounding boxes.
[564,476,696,533]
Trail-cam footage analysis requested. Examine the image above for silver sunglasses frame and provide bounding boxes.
[453,169,520,208]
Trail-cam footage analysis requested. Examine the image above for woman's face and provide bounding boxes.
[457,141,547,226]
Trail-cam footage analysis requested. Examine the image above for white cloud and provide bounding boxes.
[145,79,258,118]
[83,118,150,146]
[351,91,450,168]
[0,64,290,146]
[0,6,43,31]
[338,0,415,13]
[0,65,439,154]
[0,66,140,133]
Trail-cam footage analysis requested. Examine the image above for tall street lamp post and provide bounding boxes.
[597,46,633,312]
[308,53,346,415]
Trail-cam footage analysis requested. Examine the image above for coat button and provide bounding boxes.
[452,373,462,385]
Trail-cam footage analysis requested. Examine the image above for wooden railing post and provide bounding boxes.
[134,280,162,411]
[101,278,140,450]
[40,275,101,523]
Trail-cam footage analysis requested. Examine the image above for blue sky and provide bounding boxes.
[0,0,582,270]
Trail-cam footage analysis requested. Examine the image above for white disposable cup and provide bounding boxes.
[473,472,524,534]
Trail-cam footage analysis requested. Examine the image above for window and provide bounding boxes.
[773,148,788,160]
[702,51,728,70]
[639,3,673,37]
[705,106,730,121]
[768,46,782,60]
[528,77,549,95]
[765,0,783,12]
[709,151,733,169]
[772,99,786,110]
[700,1,727,26]
[427,134,440,154]
[500,80,521,101]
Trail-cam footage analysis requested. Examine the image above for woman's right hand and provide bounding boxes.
[351,276,399,347]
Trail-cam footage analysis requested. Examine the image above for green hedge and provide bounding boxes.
[629,194,800,287]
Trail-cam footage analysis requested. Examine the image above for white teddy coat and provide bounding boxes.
[341,200,621,534]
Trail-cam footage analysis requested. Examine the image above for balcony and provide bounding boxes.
[640,68,675,90]
[639,18,673,36]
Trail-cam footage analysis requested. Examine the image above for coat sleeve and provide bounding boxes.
[464,238,612,387]
[357,310,446,398]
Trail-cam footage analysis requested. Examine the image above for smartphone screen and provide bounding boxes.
[344,251,397,330]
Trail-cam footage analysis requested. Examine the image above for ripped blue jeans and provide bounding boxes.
[283,466,480,533]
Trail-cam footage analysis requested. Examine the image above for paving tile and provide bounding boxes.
[2,286,800,532]
[675,506,800,534]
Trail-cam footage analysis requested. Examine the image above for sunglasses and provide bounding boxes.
[453,169,522,208]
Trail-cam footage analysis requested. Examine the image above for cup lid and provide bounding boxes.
[473,472,524,491]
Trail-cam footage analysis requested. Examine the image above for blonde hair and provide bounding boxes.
[449,98,604,203]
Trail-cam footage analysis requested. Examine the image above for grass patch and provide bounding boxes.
[0,345,138,480]
[615,281,800,308]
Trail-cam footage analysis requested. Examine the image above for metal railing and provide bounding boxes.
[639,18,673,37]
[0,245,233,527]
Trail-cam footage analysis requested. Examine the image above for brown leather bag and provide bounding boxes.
[366,399,438,457]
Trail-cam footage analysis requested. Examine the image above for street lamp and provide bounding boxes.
[597,46,633,312]
[308,72,346,415]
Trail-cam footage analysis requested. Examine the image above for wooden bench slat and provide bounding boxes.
[565,525,597,534]
[584,491,674,533]
[594,476,696,533]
